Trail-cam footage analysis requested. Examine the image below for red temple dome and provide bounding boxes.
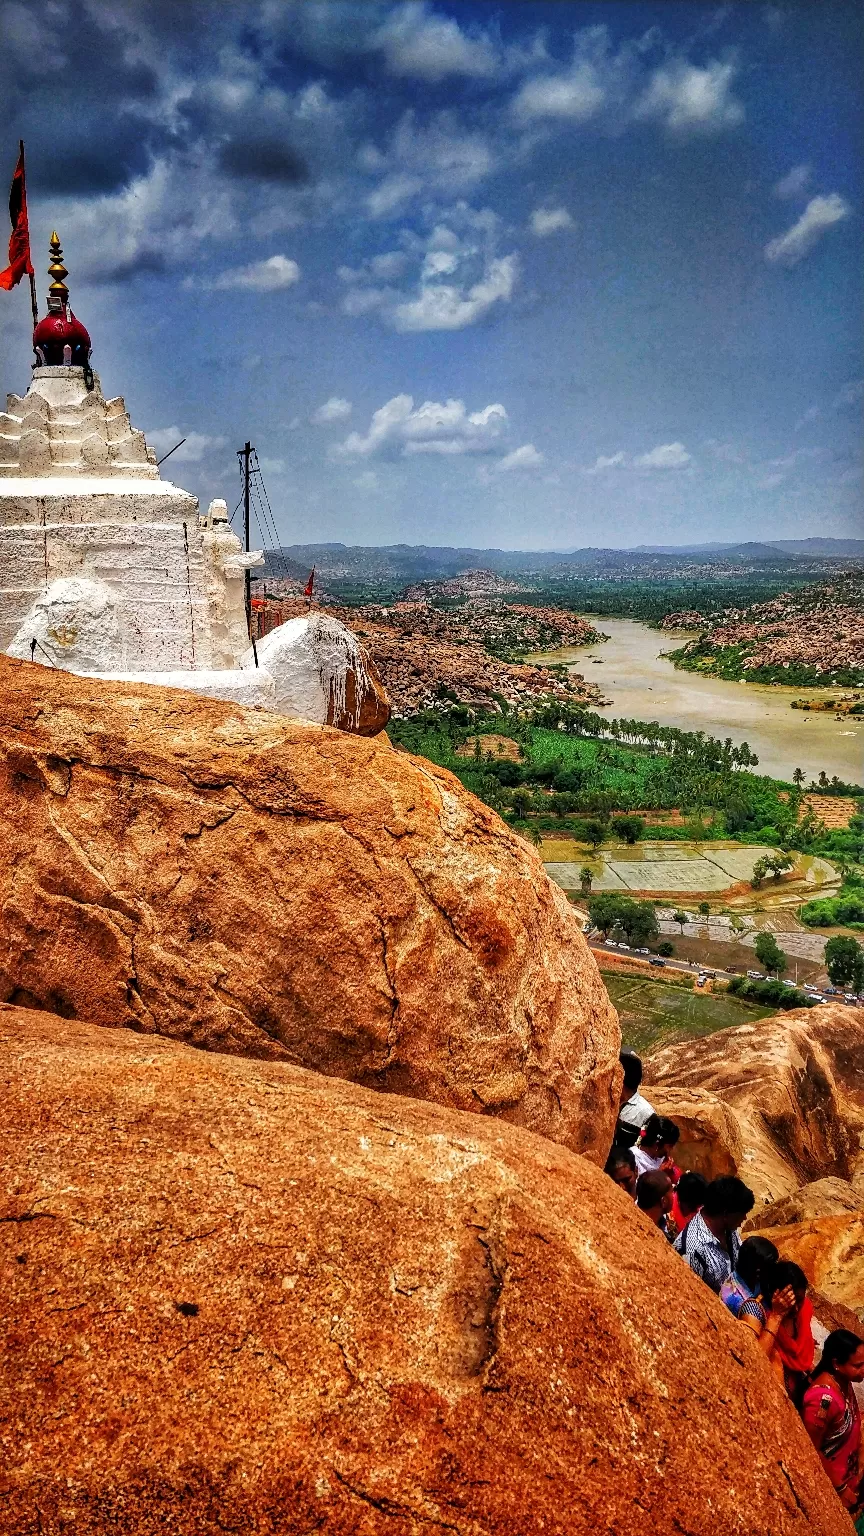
[32,231,92,368]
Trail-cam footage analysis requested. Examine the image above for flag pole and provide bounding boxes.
[20,143,37,328]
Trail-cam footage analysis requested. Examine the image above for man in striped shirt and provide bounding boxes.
[674,1176,756,1293]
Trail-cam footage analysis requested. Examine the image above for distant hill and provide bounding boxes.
[768,538,864,556]
[633,538,864,558]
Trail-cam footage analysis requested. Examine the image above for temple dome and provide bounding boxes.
[33,310,91,366]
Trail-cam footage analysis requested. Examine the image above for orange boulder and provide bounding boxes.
[0,656,619,1159]
[0,1007,849,1536]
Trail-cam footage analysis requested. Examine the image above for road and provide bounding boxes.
[587,939,852,1003]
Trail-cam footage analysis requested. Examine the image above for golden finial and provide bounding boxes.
[47,230,68,311]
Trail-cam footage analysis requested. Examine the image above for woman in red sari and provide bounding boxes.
[802,1330,864,1520]
[764,1261,814,1405]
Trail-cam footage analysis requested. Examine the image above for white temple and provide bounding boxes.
[0,233,388,732]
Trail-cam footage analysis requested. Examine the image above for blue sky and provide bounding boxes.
[1,0,860,549]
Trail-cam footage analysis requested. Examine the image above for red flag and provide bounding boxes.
[0,144,33,292]
[303,567,315,598]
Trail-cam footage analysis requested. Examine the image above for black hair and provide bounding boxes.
[676,1170,708,1215]
[818,1330,864,1378]
[735,1235,779,1293]
[762,1259,808,1305]
[605,1146,637,1177]
[702,1176,755,1219]
[641,1113,680,1149]
[636,1170,672,1211]
[620,1049,643,1092]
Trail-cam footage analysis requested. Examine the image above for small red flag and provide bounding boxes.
[0,144,33,292]
[304,567,315,598]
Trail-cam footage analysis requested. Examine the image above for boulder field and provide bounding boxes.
[0,1006,849,1536]
[0,656,619,1159]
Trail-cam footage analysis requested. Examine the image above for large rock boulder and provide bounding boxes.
[0,656,618,1159]
[647,1006,864,1204]
[0,1006,848,1535]
[748,1177,864,1231]
[757,1213,864,1320]
[244,612,390,734]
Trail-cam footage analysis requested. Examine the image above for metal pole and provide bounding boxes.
[241,441,259,667]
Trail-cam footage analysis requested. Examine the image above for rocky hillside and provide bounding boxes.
[664,576,864,686]
[256,579,607,715]
[2,1003,848,1535]
[0,655,619,1158]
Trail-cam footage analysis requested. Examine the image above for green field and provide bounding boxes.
[603,971,775,1056]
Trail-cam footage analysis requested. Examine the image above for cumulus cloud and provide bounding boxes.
[530,206,574,237]
[495,444,545,472]
[765,194,851,267]
[146,427,226,463]
[362,111,495,218]
[634,442,692,469]
[333,395,508,459]
[584,451,627,474]
[340,207,519,332]
[773,163,811,200]
[371,2,499,81]
[514,64,606,123]
[311,397,353,424]
[211,254,301,291]
[634,61,743,133]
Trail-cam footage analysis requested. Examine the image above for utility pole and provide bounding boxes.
[239,440,259,667]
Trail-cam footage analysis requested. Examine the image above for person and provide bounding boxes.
[765,1260,815,1404]
[636,1170,674,1237]
[674,1175,755,1293]
[633,1113,680,1178]
[615,1049,654,1148]
[669,1170,708,1237]
[719,1235,779,1322]
[802,1330,864,1519]
[604,1146,637,1199]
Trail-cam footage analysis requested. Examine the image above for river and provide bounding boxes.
[531,618,862,784]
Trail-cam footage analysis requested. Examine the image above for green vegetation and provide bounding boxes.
[389,703,863,864]
[750,852,794,888]
[667,641,864,689]
[824,936,864,992]
[510,577,819,628]
[727,976,816,1009]
[586,894,659,947]
[605,971,776,1055]
[754,932,786,976]
[801,854,864,929]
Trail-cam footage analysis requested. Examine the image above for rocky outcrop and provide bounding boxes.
[0,1006,849,1536]
[647,1006,864,1204]
[748,1177,864,1231]
[0,656,618,1158]
[758,1214,864,1320]
[244,612,390,734]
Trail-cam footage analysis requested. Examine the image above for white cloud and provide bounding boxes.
[514,64,606,123]
[495,444,545,472]
[392,252,518,332]
[634,442,692,469]
[371,2,499,81]
[774,163,811,200]
[363,112,495,217]
[635,61,743,133]
[146,427,227,463]
[211,254,301,291]
[530,206,574,237]
[765,194,851,267]
[333,395,508,459]
[311,397,353,424]
[584,451,627,474]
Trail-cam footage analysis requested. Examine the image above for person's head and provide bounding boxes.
[735,1235,779,1295]
[619,1049,643,1107]
[701,1175,755,1233]
[640,1114,680,1159]
[605,1146,637,1199]
[763,1260,808,1314]
[818,1330,864,1384]
[636,1170,673,1225]
[676,1170,708,1218]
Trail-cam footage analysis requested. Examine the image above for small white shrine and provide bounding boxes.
[0,234,388,732]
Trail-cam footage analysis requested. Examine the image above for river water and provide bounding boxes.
[531,618,862,784]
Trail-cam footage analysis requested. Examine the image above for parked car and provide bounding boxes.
[747,970,762,979]
[702,971,716,979]
[649,958,666,968]
[696,976,706,988]
[619,943,631,951]
[825,986,840,995]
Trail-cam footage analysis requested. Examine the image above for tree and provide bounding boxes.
[657,940,674,957]
[673,909,688,934]
[579,865,593,897]
[583,819,606,850]
[612,815,645,845]
[510,788,533,820]
[754,931,786,977]
[750,856,771,889]
[793,767,805,787]
[698,901,710,917]
[588,894,625,937]
[824,936,864,992]
[526,826,543,849]
[618,900,659,947]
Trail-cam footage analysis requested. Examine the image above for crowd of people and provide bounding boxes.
[607,1047,864,1528]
